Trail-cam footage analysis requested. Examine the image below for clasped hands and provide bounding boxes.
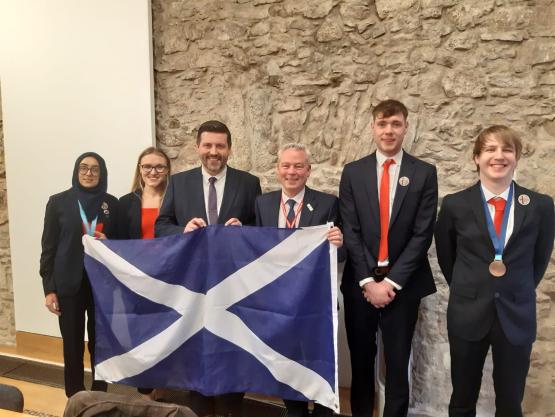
[362,280,396,308]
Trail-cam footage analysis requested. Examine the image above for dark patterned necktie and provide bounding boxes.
[208,177,218,225]
[286,199,296,228]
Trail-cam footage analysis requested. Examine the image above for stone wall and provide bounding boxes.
[0,87,17,346]
[152,1,555,416]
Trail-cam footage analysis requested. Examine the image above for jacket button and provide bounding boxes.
[494,292,500,298]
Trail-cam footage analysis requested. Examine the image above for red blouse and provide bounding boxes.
[141,208,159,239]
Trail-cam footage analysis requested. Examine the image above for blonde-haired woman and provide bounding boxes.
[117,147,170,398]
[118,147,170,240]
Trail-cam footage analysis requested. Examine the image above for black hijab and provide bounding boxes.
[72,152,108,221]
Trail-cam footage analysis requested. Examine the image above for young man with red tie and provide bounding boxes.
[339,99,438,417]
[435,125,554,417]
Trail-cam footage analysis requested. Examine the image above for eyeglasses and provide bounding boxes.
[140,164,168,174]
[79,164,100,176]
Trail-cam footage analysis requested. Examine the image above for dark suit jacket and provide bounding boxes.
[155,166,261,236]
[435,181,554,346]
[255,187,339,228]
[339,151,438,300]
[39,188,118,297]
[255,187,345,263]
[117,191,143,239]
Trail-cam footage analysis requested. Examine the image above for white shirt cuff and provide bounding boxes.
[385,278,402,290]
[359,277,374,288]
[358,277,402,290]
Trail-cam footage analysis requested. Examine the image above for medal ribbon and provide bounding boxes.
[480,182,513,261]
[78,201,98,237]
[280,198,303,229]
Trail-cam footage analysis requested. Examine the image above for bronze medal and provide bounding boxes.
[489,260,506,277]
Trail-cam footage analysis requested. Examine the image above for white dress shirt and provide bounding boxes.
[201,166,227,221]
[278,188,306,228]
[359,149,404,290]
[481,182,514,246]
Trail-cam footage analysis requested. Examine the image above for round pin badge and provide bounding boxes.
[517,194,530,206]
[398,176,410,187]
[101,202,109,210]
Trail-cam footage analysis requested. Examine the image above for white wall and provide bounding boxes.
[0,0,154,336]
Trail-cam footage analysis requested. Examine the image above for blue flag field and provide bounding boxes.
[83,225,338,411]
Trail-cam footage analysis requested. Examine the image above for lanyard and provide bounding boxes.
[280,198,303,228]
[78,201,98,236]
[480,182,513,261]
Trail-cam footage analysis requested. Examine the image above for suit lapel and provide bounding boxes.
[505,182,528,251]
[269,191,281,227]
[299,187,315,227]
[219,167,238,222]
[190,168,207,220]
[68,188,84,226]
[363,154,380,227]
[470,182,495,253]
[390,153,415,227]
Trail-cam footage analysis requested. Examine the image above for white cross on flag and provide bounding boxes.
[83,224,339,411]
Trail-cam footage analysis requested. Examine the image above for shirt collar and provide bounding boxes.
[481,182,512,201]
[201,165,227,183]
[376,149,403,167]
[281,187,306,204]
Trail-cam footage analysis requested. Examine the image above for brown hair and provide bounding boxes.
[372,99,408,121]
[131,147,171,196]
[473,125,523,171]
[196,120,232,147]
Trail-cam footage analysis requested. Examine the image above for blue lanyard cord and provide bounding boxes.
[78,201,98,237]
[480,182,513,260]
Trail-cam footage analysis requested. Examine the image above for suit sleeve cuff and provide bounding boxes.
[359,277,374,288]
[385,278,402,290]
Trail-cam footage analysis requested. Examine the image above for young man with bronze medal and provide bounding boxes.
[435,125,554,417]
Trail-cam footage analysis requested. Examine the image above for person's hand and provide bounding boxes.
[327,227,343,247]
[45,292,61,316]
[94,230,107,239]
[362,281,396,308]
[184,218,207,233]
[225,218,242,226]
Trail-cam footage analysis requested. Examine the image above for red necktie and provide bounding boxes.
[378,159,395,262]
[488,197,506,236]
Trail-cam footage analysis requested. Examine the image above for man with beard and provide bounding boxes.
[155,119,261,417]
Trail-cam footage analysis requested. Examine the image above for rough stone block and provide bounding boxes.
[521,39,555,65]
[442,71,487,98]
[375,0,417,19]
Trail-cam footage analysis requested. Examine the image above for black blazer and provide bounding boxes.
[435,181,554,346]
[39,188,118,297]
[255,187,339,228]
[155,166,261,236]
[339,151,438,300]
[255,187,345,262]
[118,191,143,239]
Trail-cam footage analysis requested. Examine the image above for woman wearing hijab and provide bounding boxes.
[118,147,170,240]
[117,147,170,399]
[40,152,118,397]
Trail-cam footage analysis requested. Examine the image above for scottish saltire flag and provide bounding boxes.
[83,225,339,411]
